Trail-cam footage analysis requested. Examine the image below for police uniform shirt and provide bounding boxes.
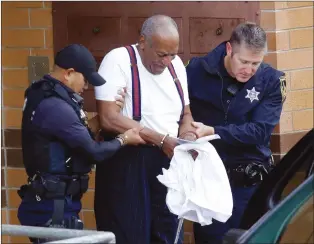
[217,55,245,107]
[27,76,122,163]
[186,42,285,164]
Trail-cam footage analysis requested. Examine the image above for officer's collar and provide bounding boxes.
[201,41,228,75]
[43,74,75,94]
[43,75,84,105]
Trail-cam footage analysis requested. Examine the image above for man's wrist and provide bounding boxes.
[179,131,197,139]
[159,134,169,149]
[139,127,167,146]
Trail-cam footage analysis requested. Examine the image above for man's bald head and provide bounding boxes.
[140,15,179,45]
[137,15,180,75]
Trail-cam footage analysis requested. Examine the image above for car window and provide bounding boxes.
[279,195,314,244]
[281,171,307,198]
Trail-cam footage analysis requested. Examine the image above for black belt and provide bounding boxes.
[28,174,89,198]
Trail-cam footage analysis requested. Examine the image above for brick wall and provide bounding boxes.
[259,1,313,161]
[1,2,53,243]
[1,1,313,244]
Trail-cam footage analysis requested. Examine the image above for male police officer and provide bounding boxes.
[18,44,144,243]
[186,23,286,243]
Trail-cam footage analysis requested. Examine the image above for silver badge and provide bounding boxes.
[245,87,260,103]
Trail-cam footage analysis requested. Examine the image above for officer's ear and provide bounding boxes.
[64,68,75,81]
[226,42,233,56]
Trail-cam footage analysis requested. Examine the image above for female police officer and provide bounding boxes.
[17,44,145,243]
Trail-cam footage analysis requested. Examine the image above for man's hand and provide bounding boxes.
[179,131,198,159]
[162,136,178,159]
[88,88,127,141]
[192,122,215,138]
[115,87,126,110]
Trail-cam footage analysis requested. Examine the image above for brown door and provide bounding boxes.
[52,1,259,112]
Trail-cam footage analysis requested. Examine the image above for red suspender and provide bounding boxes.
[168,63,185,122]
[125,46,141,121]
[125,45,185,123]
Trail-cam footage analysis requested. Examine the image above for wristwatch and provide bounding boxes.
[116,134,128,146]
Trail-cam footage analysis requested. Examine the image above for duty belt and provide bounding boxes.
[18,173,89,227]
[226,162,272,187]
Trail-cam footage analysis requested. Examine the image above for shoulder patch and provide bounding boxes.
[184,60,190,68]
[279,75,287,103]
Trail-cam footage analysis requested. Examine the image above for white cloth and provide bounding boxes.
[95,44,190,137]
[157,135,233,226]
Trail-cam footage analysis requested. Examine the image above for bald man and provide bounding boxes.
[93,15,196,244]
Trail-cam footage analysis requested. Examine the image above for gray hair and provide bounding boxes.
[230,22,267,53]
[140,15,179,44]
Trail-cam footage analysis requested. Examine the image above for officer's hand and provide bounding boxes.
[115,87,126,110]
[123,127,146,145]
[191,122,215,138]
[162,136,178,159]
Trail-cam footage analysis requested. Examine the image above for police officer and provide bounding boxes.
[18,44,144,243]
[186,22,286,243]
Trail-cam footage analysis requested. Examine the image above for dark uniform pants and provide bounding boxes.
[94,146,182,244]
[193,185,257,244]
[18,196,82,243]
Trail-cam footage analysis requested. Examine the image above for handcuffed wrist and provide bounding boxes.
[179,131,197,138]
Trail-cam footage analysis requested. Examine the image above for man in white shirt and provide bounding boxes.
[94,15,196,244]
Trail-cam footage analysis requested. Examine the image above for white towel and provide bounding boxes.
[157,135,233,226]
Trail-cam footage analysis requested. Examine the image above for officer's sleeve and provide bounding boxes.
[214,77,284,146]
[36,99,122,163]
[185,57,198,98]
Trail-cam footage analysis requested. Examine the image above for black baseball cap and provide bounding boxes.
[55,44,106,86]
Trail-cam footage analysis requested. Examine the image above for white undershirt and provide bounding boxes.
[95,44,190,137]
